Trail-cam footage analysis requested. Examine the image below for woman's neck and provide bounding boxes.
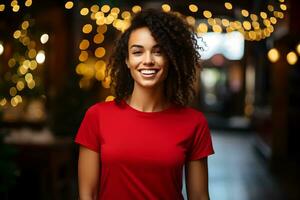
[125,85,171,112]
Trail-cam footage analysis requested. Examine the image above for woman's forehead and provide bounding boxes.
[128,27,159,47]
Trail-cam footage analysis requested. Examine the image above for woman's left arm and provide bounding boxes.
[185,157,210,200]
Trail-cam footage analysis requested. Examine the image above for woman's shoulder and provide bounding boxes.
[175,105,208,123]
[85,100,118,115]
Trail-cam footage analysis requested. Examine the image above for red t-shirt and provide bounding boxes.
[75,99,214,200]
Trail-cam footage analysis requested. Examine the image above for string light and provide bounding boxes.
[286,51,298,65]
[0,4,5,12]
[36,50,45,64]
[296,43,300,55]
[65,1,74,9]
[69,1,289,95]
[40,33,49,44]
[162,4,171,12]
[268,48,280,63]
[0,42,4,55]
[189,4,198,13]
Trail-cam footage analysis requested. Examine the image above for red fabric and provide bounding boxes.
[75,99,214,200]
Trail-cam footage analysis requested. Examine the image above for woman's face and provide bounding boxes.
[126,27,169,90]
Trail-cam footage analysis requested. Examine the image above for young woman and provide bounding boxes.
[75,9,214,200]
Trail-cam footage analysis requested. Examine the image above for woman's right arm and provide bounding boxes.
[78,146,100,200]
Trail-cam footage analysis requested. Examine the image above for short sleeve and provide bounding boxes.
[75,105,100,153]
[187,115,214,161]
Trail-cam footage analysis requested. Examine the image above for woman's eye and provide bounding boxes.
[132,51,142,55]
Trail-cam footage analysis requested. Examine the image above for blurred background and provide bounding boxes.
[0,0,299,199]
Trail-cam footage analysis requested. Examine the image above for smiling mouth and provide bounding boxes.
[138,69,160,75]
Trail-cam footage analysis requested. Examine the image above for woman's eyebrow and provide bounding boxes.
[130,44,143,49]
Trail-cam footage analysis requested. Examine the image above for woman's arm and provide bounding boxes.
[78,146,100,200]
[185,157,210,200]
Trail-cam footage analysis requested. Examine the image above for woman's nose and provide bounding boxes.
[143,52,154,65]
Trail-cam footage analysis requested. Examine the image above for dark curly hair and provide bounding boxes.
[107,9,202,106]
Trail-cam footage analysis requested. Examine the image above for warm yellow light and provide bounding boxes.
[263,19,271,27]
[29,60,37,70]
[95,11,104,20]
[65,1,74,9]
[203,10,212,18]
[221,19,230,27]
[121,11,131,19]
[268,48,280,63]
[242,21,251,30]
[249,31,257,40]
[40,33,49,44]
[277,12,284,19]
[296,44,300,55]
[13,30,21,40]
[252,21,260,29]
[197,23,208,33]
[111,7,120,14]
[19,65,28,75]
[25,73,33,82]
[162,4,171,12]
[241,9,249,17]
[27,80,35,89]
[80,8,89,16]
[105,96,115,102]
[101,5,110,13]
[267,25,274,33]
[79,39,90,50]
[270,17,277,24]
[132,5,142,13]
[0,4,5,12]
[16,81,25,91]
[260,12,267,19]
[82,24,93,34]
[11,97,18,107]
[224,2,233,10]
[105,15,115,24]
[15,95,22,103]
[207,18,216,26]
[212,25,222,33]
[12,5,20,12]
[267,5,274,12]
[25,0,32,7]
[91,5,99,13]
[97,25,107,33]
[79,51,88,62]
[23,60,30,68]
[189,4,198,12]
[186,16,195,26]
[280,4,287,11]
[95,68,106,81]
[250,14,258,21]
[36,50,45,64]
[93,33,104,44]
[28,49,37,59]
[9,87,17,96]
[0,98,7,106]
[0,42,4,55]
[95,47,106,58]
[11,1,18,7]
[8,58,16,68]
[287,51,298,65]
[279,0,285,2]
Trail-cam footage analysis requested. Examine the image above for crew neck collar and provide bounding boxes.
[119,99,176,116]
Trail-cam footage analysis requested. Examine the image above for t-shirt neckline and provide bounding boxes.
[120,99,176,116]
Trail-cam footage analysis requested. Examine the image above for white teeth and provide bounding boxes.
[140,69,157,74]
